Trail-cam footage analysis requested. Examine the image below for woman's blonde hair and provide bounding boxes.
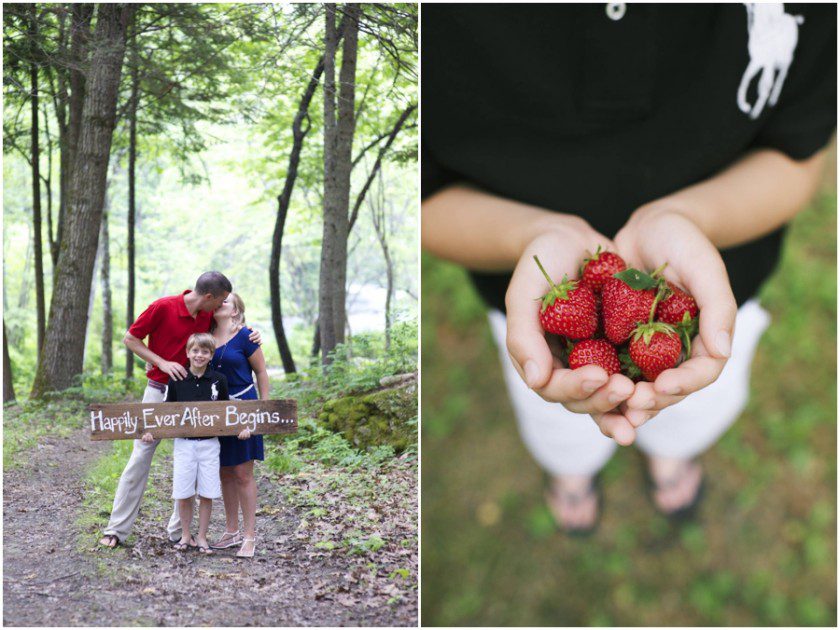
[229,292,246,328]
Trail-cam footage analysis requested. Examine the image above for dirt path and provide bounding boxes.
[4,427,417,626]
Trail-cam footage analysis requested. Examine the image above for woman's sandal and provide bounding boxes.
[645,459,705,521]
[196,545,214,555]
[99,534,121,549]
[173,537,195,552]
[544,473,602,537]
[210,530,242,550]
[236,537,256,559]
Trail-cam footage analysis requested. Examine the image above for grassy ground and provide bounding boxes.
[420,171,836,624]
[4,353,418,626]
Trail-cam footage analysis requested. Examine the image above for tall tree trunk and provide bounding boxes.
[60,3,94,261]
[319,4,359,365]
[270,57,327,375]
[17,226,32,312]
[40,98,56,272]
[29,5,46,359]
[83,231,100,367]
[125,45,138,380]
[31,4,134,397]
[370,174,394,351]
[311,319,321,359]
[100,189,113,375]
[3,320,15,403]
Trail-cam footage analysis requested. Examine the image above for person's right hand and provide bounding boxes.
[504,216,638,445]
[158,360,188,381]
[141,432,155,444]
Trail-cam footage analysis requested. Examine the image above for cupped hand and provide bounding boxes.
[504,216,638,444]
[614,207,737,425]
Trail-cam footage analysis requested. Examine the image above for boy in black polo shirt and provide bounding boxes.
[142,332,229,554]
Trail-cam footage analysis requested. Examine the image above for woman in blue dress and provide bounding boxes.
[207,293,269,558]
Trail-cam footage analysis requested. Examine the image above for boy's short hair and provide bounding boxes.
[194,271,232,297]
[186,333,216,354]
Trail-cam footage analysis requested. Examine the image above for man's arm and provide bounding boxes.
[123,331,188,381]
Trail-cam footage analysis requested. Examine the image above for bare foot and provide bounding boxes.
[98,534,119,548]
[545,474,598,532]
[647,457,703,514]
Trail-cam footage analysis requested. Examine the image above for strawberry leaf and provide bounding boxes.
[618,349,642,380]
[613,268,658,291]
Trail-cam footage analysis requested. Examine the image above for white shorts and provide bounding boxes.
[489,299,771,476]
[172,438,221,500]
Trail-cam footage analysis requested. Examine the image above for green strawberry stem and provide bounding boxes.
[650,262,668,279]
[533,255,557,289]
[648,283,670,324]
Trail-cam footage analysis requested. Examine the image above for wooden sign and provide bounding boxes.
[89,400,297,441]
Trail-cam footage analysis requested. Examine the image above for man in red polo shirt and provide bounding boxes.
[99,271,261,548]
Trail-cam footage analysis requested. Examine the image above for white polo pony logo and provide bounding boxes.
[737,3,803,120]
[211,382,219,401]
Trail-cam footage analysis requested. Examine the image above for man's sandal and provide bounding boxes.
[173,537,195,551]
[210,530,242,549]
[544,474,602,537]
[236,537,256,559]
[99,534,121,549]
[645,459,705,521]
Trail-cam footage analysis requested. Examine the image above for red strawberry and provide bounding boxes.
[601,271,657,344]
[581,247,627,293]
[534,256,597,339]
[628,322,682,381]
[656,282,699,325]
[568,339,620,376]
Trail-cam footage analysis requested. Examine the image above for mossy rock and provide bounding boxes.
[317,379,417,453]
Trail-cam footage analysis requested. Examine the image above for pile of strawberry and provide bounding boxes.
[535,248,699,381]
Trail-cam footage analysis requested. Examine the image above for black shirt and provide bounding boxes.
[422,3,836,311]
[165,368,230,440]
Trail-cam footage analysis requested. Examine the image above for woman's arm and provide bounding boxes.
[247,348,270,400]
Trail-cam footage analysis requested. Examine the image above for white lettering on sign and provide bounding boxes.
[90,409,139,435]
[225,405,295,432]
[91,403,294,437]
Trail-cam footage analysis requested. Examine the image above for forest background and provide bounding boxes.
[3,4,418,626]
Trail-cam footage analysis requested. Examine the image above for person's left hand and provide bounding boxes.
[237,428,251,440]
[247,327,262,346]
[613,206,738,428]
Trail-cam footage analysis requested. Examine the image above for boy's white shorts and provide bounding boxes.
[172,438,221,500]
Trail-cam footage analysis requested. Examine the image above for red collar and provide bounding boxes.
[177,290,194,318]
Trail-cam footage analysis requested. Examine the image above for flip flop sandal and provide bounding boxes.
[543,473,602,537]
[196,545,214,555]
[173,541,189,551]
[210,530,243,549]
[645,459,705,521]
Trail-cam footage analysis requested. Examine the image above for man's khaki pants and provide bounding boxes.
[102,383,184,542]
